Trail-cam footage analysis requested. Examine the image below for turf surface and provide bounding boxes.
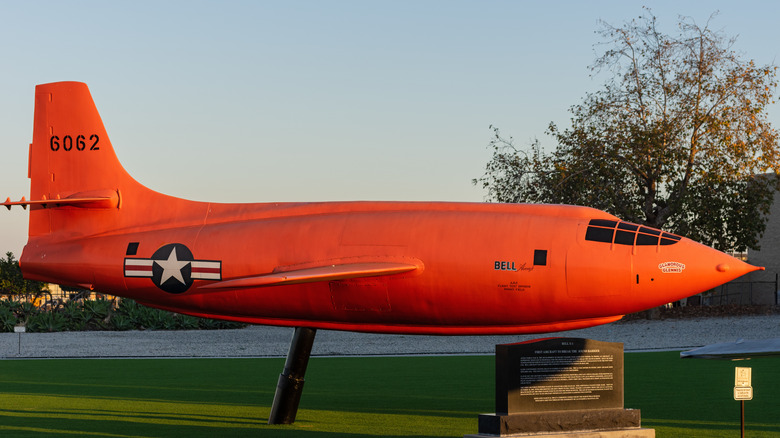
[0,352,777,437]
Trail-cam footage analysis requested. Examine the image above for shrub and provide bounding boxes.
[0,296,246,332]
[10,300,37,322]
[82,299,113,329]
[198,318,222,330]
[117,299,155,329]
[61,300,89,331]
[148,311,176,330]
[110,314,134,331]
[27,311,67,333]
[0,307,16,332]
[176,314,201,330]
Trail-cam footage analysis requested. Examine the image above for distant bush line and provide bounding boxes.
[0,298,246,333]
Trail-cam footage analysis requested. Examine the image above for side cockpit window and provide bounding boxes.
[615,222,638,245]
[585,219,681,246]
[584,219,616,243]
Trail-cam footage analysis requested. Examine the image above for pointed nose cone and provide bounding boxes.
[669,242,764,298]
[714,260,764,275]
[707,250,764,282]
[630,237,765,312]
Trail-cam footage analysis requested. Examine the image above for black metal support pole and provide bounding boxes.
[268,327,317,425]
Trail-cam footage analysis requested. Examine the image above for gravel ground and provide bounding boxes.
[2,315,779,358]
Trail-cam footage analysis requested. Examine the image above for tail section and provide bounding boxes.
[4,82,207,242]
[22,82,133,238]
[4,82,210,288]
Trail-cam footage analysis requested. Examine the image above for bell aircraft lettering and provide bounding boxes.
[124,243,222,293]
[0,82,764,424]
[494,261,518,271]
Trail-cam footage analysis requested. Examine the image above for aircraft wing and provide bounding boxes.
[201,262,418,289]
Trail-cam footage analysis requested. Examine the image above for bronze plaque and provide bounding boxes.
[496,338,623,414]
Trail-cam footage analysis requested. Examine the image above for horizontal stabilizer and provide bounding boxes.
[202,262,419,289]
[3,190,119,210]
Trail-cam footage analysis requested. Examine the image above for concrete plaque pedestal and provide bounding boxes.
[466,338,654,437]
[466,408,654,437]
[466,428,654,438]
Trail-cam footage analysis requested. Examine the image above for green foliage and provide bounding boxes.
[9,300,38,323]
[117,298,156,329]
[197,317,222,330]
[27,311,67,333]
[148,310,176,330]
[176,314,201,330]
[107,299,247,331]
[0,252,45,296]
[61,300,89,331]
[0,305,16,332]
[82,298,113,329]
[220,320,247,329]
[0,249,248,332]
[0,250,247,332]
[0,295,247,333]
[198,317,246,330]
[476,10,779,251]
[110,314,134,331]
[83,298,112,320]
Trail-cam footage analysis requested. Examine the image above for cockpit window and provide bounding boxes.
[660,234,682,245]
[589,219,617,228]
[618,222,639,231]
[585,219,681,246]
[636,233,659,246]
[614,229,635,245]
[639,226,660,236]
[585,224,615,243]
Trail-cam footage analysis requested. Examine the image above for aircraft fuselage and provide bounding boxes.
[20,200,751,334]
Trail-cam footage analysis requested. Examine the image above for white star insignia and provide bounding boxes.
[155,247,189,285]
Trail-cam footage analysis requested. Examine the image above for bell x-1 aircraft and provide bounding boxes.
[2,82,762,423]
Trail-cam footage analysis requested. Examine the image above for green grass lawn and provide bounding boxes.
[626,352,780,437]
[0,352,777,437]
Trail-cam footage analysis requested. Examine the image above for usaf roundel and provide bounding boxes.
[124,243,222,293]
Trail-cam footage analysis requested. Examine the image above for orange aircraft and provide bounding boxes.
[2,82,762,423]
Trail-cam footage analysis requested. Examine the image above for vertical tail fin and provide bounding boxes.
[27,82,133,238]
[17,82,208,287]
[22,81,208,241]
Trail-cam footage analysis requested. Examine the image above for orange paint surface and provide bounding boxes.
[3,82,762,335]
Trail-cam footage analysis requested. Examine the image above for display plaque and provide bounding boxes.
[496,337,624,414]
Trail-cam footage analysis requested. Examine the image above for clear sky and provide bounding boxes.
[1,1,779,257]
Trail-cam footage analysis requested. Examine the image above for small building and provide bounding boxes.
[702,185,780,306]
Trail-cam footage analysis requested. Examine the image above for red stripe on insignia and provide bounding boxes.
[124,258,154,278]
[192,267,220,274]
[191,260,221,280]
